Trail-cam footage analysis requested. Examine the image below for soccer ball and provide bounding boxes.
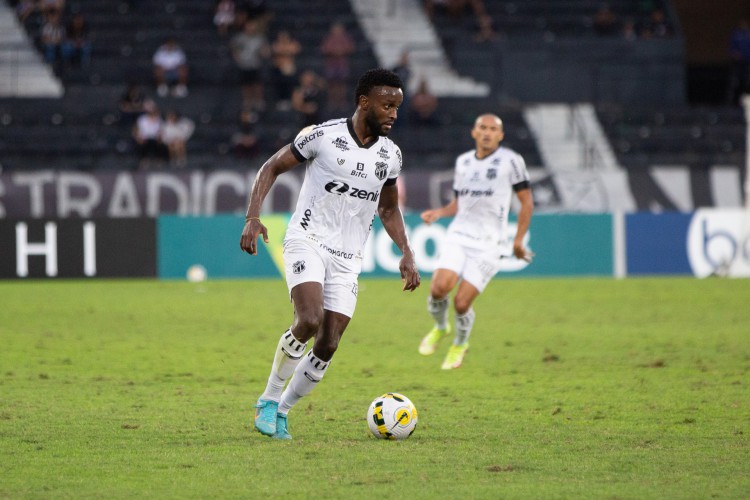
[367,393,418,440]
[186,264,207,282]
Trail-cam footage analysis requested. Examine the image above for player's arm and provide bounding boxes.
[420,196,458,224]
[378,181,420,292]
[240,144,301,255]
[513,185,534,262]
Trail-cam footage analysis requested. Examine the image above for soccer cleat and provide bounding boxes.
[419,325,450,355]
[441,343,469,370]
[254,399,278,436]
[273,413,292,440]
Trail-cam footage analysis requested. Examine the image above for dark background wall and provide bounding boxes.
[671,0,750,104]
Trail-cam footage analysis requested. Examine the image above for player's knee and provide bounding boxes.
[453,296,473,315]
[313,335,340,361]
[294,312,324,338]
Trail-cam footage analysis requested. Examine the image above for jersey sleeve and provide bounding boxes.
[509,152,530,187]
[291,125,325,162]
[387,144,403,180]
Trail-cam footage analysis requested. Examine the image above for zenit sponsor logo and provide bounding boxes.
[296,130,324,149]
[324,180,380,202]
[458,188,495,197]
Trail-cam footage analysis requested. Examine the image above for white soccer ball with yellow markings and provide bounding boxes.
[367,392,418,440]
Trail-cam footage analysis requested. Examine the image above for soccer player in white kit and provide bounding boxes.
[240,69,420,439]
[419,114,534,369]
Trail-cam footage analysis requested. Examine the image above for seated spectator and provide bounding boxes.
[319,22,354,112]
[39,0,65,19]
[152,38,189,98]
[270,30,301,108]
[40,11,65,69]
[62,13,92,69]
[391,50,412,115]
[231,109,262,158]
[161,110,195,167]
[16,0,39,23]
[213,0,235,36]
[640,8,672,39]
[230,19,270,111]
[292,69,326,128]
[118,82,147,126]
[409,78,439,126]
[593,3,619,36]
[132,100,168,169]
[243,0,273,32]
[622,18,638,42]
[474,13,499,42]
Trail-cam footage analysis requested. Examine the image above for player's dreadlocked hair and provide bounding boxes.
[354,68,403,106]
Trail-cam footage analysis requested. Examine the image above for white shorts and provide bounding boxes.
[283,237,359,318]
[435,235,503,293]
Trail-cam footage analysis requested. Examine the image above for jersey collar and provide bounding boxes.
[347,118,380,149]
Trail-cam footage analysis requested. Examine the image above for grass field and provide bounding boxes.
[1,277,749,499]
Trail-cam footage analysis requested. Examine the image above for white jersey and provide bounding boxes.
[287,118,402,271]
[447,146,530,253]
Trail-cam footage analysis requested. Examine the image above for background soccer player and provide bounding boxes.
[419,114,534,369]
[240,68,420,440]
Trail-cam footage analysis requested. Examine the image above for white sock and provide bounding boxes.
[427,296,449,330]
[454,308,475,346]
[260,329,308,402]
[277,350,330,415]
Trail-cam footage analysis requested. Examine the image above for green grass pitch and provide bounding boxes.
[1,277,748,499]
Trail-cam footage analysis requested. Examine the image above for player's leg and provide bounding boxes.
[419,268,459,355]
[420,239,466,355]
[441,250,498,370]
[254,240,324,436]
[274,267,357,439]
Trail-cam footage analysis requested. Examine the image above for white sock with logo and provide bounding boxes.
[427,296,449,330]
[277,350,330,415]
[454,308,475,346]
[260,329,307,402]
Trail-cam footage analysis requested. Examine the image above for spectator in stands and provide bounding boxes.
[40,11,65,70]
[391,50,412,117]
[639,8,672,39]
[474,13,499,42]
[230,19,270,111]
[15,0,38,23]
[39,0,64,19]
[161,110,195,168]
[291,69,326,128]
[729,19,750,106]
[118,82,147,127]
[231,109,261,158]
[152,38,189,98]
[409,78,439,127]
[62,13,92,70]
[270,30,301,109]
[132,100,168,169]
[213,0,235,37]
[319,22,355,112]
[242,0,273,32]
[622,18,638,42]
[592,3,619,37]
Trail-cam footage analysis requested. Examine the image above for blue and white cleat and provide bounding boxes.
[273,413,292,440]
[254,399,278,436]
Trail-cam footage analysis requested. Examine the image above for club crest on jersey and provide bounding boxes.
[487,168,497,180]
[332,137,350,151]
[374,161,388,181]
[377,146,390,160]
[292,260,306,274]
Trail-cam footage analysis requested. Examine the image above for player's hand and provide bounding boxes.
[420,209,440,225]
[513,243,534,263]
[399,251,421,291]
[240,218,269,255]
